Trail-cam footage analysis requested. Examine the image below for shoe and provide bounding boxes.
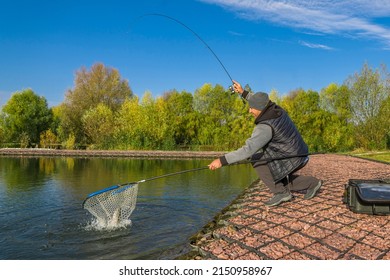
[264,192,292,207]
[304,180,322,199]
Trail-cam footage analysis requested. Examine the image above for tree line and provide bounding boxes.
[1,62,389,152]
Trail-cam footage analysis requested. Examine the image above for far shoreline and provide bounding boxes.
[0,148,225,159]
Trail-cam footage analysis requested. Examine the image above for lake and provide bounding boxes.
[0,156,257,259]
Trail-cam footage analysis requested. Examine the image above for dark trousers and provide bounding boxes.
[253,162,319,194]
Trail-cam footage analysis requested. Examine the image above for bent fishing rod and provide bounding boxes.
[132,13,236,93]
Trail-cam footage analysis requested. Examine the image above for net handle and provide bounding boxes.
[135,166,209,184]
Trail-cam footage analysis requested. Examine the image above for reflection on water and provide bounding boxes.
[0,156,257,259]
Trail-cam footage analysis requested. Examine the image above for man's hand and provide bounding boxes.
[232,80,244,94]
[208,158,222,170]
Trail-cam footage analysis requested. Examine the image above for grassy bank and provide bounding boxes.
[350,151,390,163]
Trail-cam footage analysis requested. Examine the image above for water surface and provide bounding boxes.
[0,156,256,259]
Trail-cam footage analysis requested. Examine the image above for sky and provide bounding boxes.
[1,0,390,107]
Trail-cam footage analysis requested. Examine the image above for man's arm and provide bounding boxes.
[208,124,272,170]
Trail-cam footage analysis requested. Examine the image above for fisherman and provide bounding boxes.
[208,80,322,206]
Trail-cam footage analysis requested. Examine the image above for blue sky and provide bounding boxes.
[1,0,389,107]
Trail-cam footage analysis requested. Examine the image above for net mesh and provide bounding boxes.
[83,183,139,227]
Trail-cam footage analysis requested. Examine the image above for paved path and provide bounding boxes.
[185,154,390,260]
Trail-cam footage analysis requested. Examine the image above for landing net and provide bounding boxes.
[82,183,138,227]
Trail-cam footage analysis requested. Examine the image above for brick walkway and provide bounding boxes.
[184,154,390,260]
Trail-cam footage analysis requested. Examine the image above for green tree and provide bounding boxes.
[153,96,175,149]
[137,92,174,150]
[0,125,4,147]
[60,63,133,145]
[114,96,142,149]
[345,63,390,149]
[380,95,390,148]
[0,89,52,146]
[281,89,328,152]
[50,105,62,137]
[269,89,282,104]
[320,83,355,151]
[40,129,59,148]
[138,92,156,149]
[82,103,115,149]
[163,90,197,147]
[228,96,253,149]
[193,83,244,150]
[320,83,352,120]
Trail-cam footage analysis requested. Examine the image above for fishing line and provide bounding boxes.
[132,13,235,91]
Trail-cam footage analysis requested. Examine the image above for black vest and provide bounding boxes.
[254,102,309,182]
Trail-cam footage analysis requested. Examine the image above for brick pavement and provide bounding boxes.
[184,154,390,260]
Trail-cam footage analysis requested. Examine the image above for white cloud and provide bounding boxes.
[201,0,390,48]
[299,40,334,50]
[228,30,245,36]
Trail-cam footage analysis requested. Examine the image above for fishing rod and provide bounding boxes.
[88,153,315,195]
[82,153,319,221]
[136,153,315,184]
[132,13,236,93]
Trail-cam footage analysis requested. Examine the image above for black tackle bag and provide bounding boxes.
[343,179,390,215]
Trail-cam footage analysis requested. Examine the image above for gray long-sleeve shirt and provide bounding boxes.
[221,123,273,165]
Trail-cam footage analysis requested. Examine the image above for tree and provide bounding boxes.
[320,83,352,121]
[228,96,253,149]
[114,92,175,150]
[193,83,247,150]
[163,90,197,146]
[114,96,142,149]
[193,84,229,148]
[345,63,390,149]
[380,95,390,148]
[60,63,133,145]
[50,105,62,137]
[320,83,355,151]
[82,103,115,149]
[281,89,328,152]
[136,92,175,150]
[0,125,4,147]
[0,89,52,146]
[40,129,59,148]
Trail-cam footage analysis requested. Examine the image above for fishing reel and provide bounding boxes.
[228,85,235,94]
[229,84,246,104]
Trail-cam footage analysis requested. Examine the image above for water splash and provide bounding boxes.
[84,217,132,231]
